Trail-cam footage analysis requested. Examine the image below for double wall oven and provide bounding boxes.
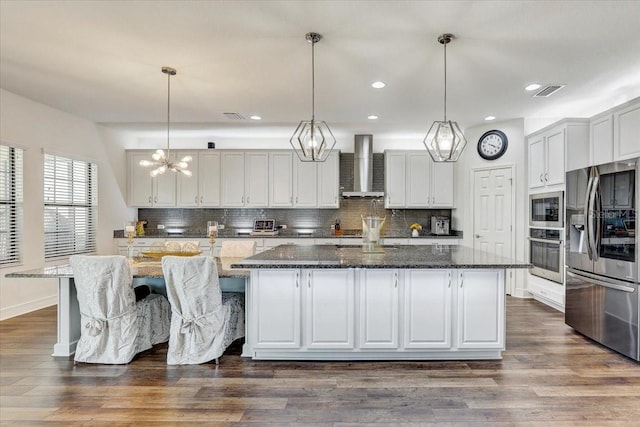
[529,191,564,283]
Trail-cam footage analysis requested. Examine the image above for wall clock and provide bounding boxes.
[477,130,508,160]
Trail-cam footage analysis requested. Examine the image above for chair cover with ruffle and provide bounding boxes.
[162,256,245,364]
[70,255,170,364]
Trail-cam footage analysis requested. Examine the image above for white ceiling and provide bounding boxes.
[2,0,640,149]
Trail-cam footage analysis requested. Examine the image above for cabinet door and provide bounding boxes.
[406,154,430,208]
[317,151,340,208]
[253,269,301,348]
[221,152,245,207]
[304,269,355,349]
[456,269,505,349]
[245,152,269,207]
[528,136,546,189]
[359,269,399,349]
[385,152,406,207]
[590,115,614,166]
[269,152,294,207]
[431,162,455,207]
[294,158,317,207]
[545,129,565,186]
[127,151,153,207]
[176,150,199,207]
[152,165,177,207]
[404,270,452,348]
[199,151,221,207]
[614,101,640,161]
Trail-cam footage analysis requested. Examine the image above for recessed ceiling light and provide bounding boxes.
[484,116,496,121]
[250,115,262,120]
[525,83,541,91]
[368,115,379,120]
[371,81,386,89]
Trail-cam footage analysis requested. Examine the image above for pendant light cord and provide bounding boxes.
[443,39,447,122]
[311,38,315,123]
[166,70,171,155]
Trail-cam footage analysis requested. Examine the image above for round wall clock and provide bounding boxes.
[477,130,508,160]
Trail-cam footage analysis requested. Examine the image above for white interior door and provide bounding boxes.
[473,167,514,293]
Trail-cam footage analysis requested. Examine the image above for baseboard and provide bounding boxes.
[0,295,57,321]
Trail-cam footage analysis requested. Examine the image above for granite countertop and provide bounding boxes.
[114,229,463,239]
[6,257,250,279]
[232,244,532,270]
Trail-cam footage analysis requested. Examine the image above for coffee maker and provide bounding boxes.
[431,216,450,235]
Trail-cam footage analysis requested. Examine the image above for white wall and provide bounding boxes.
[452,118,529,298]
[0,89,135,320]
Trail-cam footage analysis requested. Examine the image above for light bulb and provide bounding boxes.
[180,155,193,163]
[139,160,153,167]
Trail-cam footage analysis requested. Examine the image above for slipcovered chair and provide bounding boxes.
[69,255,171,364]
[161,256,245,365]
[220,240,256,258]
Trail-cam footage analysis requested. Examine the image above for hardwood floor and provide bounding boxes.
[1,297,638,426]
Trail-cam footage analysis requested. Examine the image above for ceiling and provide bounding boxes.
[2,0,640,149]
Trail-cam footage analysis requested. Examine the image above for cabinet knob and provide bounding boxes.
[540,174,544,182]
[544,173,549,181]
[475,234,482,239]
[195,196,198,203]
[148,196,152,203]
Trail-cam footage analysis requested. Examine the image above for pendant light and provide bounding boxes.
[139,66,192,177]
[423,34,467,162]
[290,32,336,162]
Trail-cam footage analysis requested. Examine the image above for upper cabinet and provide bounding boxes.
[613,99,640,161]
[528,120,588,190]
[127,149,340,208]
[127,150,176,207]
[384,150,454,208]
[590,113,614,166]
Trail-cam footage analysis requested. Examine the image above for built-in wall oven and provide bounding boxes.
[530,191,564,227]
[529,227,564,283]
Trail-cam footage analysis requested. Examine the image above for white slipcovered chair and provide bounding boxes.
[220,240,256,258]
[69,255,171,364]
[161,256,245,365]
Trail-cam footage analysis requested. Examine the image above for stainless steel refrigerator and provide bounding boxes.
[565,159,639,361]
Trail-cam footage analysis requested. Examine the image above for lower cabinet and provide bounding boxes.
[247,268,506,359]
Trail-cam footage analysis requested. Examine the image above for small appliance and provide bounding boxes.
[431,217,450,235]
[250,219,279,236]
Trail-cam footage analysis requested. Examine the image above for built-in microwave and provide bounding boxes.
[530,191,564,228]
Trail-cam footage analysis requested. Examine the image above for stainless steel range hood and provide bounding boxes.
[342,134,384,198]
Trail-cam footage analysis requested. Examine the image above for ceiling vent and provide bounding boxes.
[533,84,565,98]
[223,112,245,120]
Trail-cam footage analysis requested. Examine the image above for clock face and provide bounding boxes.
[477,130,508,160]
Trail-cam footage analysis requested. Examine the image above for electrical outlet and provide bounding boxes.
[218,224,225,229]
[157,224,165,230]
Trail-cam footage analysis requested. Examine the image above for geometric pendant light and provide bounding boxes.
[139,66,192,176]
[423,34,467,162]
[290,32,336,162]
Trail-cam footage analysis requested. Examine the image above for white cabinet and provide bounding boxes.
[317,151,340,208]
[269,152,293,207]
[293,158,317,207]
[456,269,505,349]
[358,269,399,349]
[613,99,640,161]
[304,269,355,349]
[590,114,614,166]
[252,269,301,349]
[385,151,454,208]
[403,269,452,348]
[245,152,270,207]
[221,152,245,207]
[127,151,176,207]
[176,151,221,207]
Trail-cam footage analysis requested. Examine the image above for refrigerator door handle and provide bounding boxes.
[589,174,600,261]
[593,176,601,260]
[567,268,636,293]
[584,173,594,260]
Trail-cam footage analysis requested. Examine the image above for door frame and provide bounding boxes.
[470,164,517,295]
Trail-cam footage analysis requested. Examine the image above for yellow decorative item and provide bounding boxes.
[135,220,147,236]
[410,223,422,230]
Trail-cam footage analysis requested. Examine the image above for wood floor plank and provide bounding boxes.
[1,298,639,425]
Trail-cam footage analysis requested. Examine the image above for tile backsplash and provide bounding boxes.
[135,153,452,236]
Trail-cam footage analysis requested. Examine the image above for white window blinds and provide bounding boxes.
[44,154,97,259]
[0,144,23,266]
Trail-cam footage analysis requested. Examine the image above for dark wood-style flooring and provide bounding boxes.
[1,297,639,426]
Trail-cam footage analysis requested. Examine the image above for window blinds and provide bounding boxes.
[44,154,97,259]
[0,144,23,266]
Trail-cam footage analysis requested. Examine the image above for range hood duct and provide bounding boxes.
[342,134,384,198]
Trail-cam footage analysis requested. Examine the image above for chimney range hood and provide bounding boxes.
[342,134,384,198]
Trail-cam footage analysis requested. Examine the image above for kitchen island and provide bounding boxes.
[233,244,531,361]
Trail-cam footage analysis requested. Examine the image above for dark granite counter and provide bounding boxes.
[232,244,531,269]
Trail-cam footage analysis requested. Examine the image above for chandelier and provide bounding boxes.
[423,34,467,162]
[139,66,192,177]
[290,32,336,162]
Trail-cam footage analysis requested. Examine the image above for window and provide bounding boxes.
[44,154,97,259]
[0,144,23,266]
